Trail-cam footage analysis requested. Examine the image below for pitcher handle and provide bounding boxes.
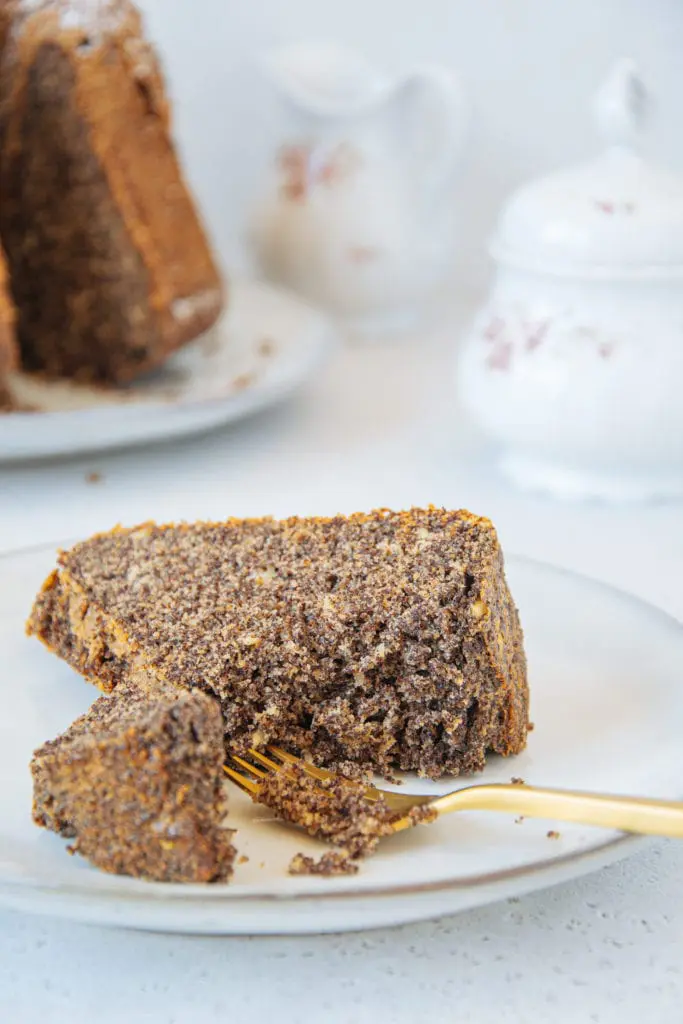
[402,66,467,200]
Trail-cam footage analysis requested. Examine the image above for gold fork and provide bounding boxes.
[225,745,683,838]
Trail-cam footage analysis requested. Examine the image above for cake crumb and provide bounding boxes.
[510,777,525,785]
[231,372,255,392]
[256,762,397,857]
[547,830,561,839]
[515,816,525,824]
[527,721,535,732]
[237,854,249,864]
[258,338,276,358]
[289,850,359,876]
[251,762,437,876]
[85,471,102,484]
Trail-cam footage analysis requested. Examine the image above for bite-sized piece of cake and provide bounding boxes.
[257,762,398,857]
[28,508,529,779]
[0,243,17,406]
[0,0,224,384]
[31,685,236,882]
[253,761,437,875]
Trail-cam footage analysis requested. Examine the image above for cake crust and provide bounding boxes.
[31,685,236,882]
[28,509,529,779]
[0,242,17,402]
[0,0,224,384]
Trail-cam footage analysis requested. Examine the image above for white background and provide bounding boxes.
[139,0,683,294]
[2,2,683,1021]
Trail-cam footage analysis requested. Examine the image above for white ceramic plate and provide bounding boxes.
[0,546,681,935]
[0,280,334,462]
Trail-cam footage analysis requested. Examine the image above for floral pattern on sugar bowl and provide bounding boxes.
[456,60,683,501]
[248,43,467,335]
[475,305,619,376]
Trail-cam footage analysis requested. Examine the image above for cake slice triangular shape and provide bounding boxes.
[28,508,529,778]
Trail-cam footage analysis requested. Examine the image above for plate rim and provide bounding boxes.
[0,279,337,461]
[0,546,680,914]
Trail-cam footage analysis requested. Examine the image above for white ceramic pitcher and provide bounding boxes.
[248,43,466,335]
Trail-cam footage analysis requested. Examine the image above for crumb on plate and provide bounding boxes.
[289,850,359,876]
[255,762,436,863]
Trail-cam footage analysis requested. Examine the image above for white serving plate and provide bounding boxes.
[0,280,335,462]
[0,547,680,934]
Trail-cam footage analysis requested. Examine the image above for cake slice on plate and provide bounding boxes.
[0,0,224,384]
[28,508,529,779]
[31,685,236,882]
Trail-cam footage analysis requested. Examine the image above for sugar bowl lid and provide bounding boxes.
[491,60,683,278]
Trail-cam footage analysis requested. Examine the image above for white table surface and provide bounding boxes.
[1,318,682,1023]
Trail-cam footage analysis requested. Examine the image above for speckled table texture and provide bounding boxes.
[1,844,680,1023]
[2,326,682,1021]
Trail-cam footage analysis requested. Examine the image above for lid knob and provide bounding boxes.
[594,58,649,151]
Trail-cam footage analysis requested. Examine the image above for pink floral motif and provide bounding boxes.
[278,145,311,202]
[483,316,504,341]
[482,316,514,371]
[481,311,618,372]
[595,200,615,215]
[486,340,513,372]
[317,142,361,187]
[523,318,550,352]
[348,246,379,264]
[277,142,361,202]
[594,200,636,215]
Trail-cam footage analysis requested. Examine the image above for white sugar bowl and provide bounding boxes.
[457,60,683,501]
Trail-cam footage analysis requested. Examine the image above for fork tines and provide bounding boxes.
[224,748,278,794]
[223,744,324,795]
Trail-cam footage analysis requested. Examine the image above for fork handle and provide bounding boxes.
[430,784,683,837]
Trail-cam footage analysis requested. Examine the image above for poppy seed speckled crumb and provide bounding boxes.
[28,508,529,779]
[255,762,437,865]
[289,851,360,876]
[31,685,236,882]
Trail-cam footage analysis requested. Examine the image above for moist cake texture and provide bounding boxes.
[257,762,399,857]
[0,0,224,384]
[28,508,529,778]
[256,761,437,875]
[31,685,236,882]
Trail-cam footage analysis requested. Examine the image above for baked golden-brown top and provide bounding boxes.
[0,0,224,383]
[0,243,17,387]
